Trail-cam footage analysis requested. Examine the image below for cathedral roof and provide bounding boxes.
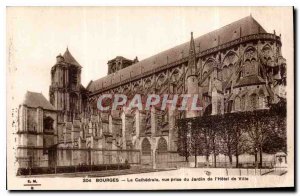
[63,48,81,67]
[108,56,134,63]
[22,91,55,110]
[88,15,267,93]
[234,75,265,88]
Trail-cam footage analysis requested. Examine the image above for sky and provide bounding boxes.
[6,6,293,107]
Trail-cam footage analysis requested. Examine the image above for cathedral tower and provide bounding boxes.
[49,48,82,122]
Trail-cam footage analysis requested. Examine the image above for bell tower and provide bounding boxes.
[49,48,82,122]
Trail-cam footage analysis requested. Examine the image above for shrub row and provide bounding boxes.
[17,163,130,176]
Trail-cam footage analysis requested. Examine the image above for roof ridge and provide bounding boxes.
[88,16,269,93]
[22,91,55,110]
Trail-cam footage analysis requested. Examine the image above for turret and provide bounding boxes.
[56,54,64,63]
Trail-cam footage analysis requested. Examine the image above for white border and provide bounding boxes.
[1,0,298,195]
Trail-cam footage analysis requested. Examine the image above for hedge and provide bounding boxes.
[17,163,130,176]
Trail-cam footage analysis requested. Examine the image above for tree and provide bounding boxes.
[177,100,286,168]
[177,120,189,162]
[190,122,204,168]
[219,113,251,168]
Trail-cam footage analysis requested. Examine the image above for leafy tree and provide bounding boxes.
[176,99,286,168]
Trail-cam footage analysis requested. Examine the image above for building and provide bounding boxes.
[16,16,287,169]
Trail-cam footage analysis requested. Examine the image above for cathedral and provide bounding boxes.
[16,16,286,169]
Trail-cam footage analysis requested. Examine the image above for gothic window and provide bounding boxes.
[145,112,151,132]
[144,78,152,89]
[163,112,168,124]
[235,96,241,111]
[243,60,252,76]
[243,47,259,77]
[132,116,136,135]
[43,138,48,155]
[223,65,229,80]
[244,47,256,62]
[227,100,233,113]
[202,71,208,86]
[261,44,273,66]
[156,74,166,89]
[50,93,55,106]
[251,59,258,74]
[238,69,244,79]
[157,110,168,129]
[175,110,185,120]
[44,116,54,131]
[94,123,97,137]
[133,83,140,93]
[259,95,265,109]
[141,138,151,155]
[223,52,238,79]
[202,59,214,84]
[69,68,78,85]
[66,149,72,161]
[171,69,180,82]
[157,137,168,153]
[70,93,78,112]
[170,83,177,94]
[123,86,129,96]
[217,100,222,114]
[83,124,87,139]
[241,95,246,111]
[250,93,258,110]
[162,111,166,124]
[88,121,93,134]
[258,91,265,109]
[228,63,234,76]
[203,59,214,73]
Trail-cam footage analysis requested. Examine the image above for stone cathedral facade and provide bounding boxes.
[17,16,286,168]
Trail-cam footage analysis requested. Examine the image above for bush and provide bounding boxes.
[17,163,130,176]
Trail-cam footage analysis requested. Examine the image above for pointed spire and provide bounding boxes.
[188,31,197,76]
[63,47,81,67]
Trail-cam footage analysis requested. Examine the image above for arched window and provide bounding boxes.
[171,69,180,82]
[241,95,246,111]
[228,63,234,75]
[157,137,168,153]
[227,100,233,113]
[243,60,252,76]
[70,93,78,111]
[202,71,209,86]
[170,83,177,94]
[261,44,273,66]
[243,47,257,77]
[223,51,238,75]
[44,116,54,131]
[144,79,152,89]
[258,91,265,109]
[223,65,229,80]
[156,74,166,88]
[141,138,151,155]
[235,96,241,111]
[244,47,256,62]
[250,93,258,110]
[88,121,93,134]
